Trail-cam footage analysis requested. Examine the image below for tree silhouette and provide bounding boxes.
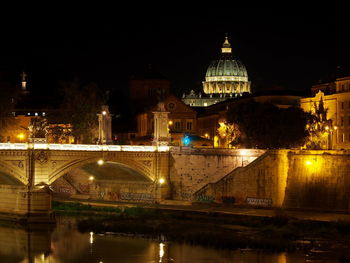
[226,100,310,149]
[48,79,106,144]
[305,97,333,149]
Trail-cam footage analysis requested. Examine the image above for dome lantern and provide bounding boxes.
[221,36,232,54]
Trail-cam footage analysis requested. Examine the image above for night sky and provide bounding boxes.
[1,8,349,103]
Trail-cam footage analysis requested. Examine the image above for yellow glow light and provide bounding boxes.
[90,232,94,244]
[305,161,312,166]
[17,133,25,140]
[102,111,107,115]
[204,133,209,138]
[240,149,248,156]
[168,120,173,125]
[325,126,329,130]
[97,159,104,165]
[89,176,94,181]
[159,242,165,262]
[334,126,338,130]
[159,178,165,184]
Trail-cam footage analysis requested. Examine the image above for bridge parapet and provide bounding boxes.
[0,143,170,152]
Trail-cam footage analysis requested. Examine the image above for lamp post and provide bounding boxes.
[97,105,112,145]
[240,149,247,167]
[326,125,338,150]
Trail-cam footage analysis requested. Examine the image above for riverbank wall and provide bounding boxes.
[195,150,350,212]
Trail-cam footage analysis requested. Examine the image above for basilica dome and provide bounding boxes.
[203,37,251,95]
[206,58,248,79]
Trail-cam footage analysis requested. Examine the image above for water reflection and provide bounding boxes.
[0,216,337,263]
[159,242,164,262]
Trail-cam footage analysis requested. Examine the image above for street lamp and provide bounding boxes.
[327,125,338,150]
[17,133,25,142]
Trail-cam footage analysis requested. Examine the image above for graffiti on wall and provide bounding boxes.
[180,192,192,200]
[196,194,214,203]
[59,187,72,194]
[107,191,120,201]
[120,192,154,202]
[246,197,272,207]
[79,184,90,194]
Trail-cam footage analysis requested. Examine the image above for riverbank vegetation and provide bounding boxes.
[53,201,350,262]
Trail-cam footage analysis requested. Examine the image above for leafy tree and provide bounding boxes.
[216,121,240,148]
[305,97,333,149]
[48,125,72,143]
[226,100,311,149]
[48,79,106,144]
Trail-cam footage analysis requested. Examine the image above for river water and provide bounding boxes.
[0,215,339,263]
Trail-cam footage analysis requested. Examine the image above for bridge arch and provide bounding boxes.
[0,170,26,186]
[48,154,156,185]
[50,160,156,203]
[0,159,27,185]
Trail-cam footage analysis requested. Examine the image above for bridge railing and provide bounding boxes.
[0,143,170,152]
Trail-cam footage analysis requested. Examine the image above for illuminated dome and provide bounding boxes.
[203,36,251,94]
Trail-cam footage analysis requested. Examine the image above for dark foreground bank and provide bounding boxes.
[53,201,350,262]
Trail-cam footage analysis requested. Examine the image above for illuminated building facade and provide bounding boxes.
[300,76,350,149]
[183,36,251,107]
[134,95,212,147]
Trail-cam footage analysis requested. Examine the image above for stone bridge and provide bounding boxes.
[0,143,169,186]
[0,143,169,221]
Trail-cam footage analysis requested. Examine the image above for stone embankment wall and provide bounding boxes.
[0,185,51,216]
[169,147,266,200]
[0,185,28,215]
[195,150,350,212]
[194,151,288,206]
[284,150,350,211]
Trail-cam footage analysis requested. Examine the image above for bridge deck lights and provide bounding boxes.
[0,143,170,152]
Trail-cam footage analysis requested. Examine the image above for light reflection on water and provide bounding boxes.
[0,216,333,263]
